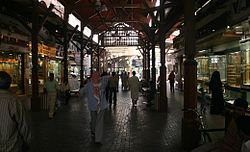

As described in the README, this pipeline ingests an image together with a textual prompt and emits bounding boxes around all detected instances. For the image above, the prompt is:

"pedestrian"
[44,73,59,119]
[123,72,129,90]
[0,71,31,152]
[108,72,118,107]
[168,71,175,93]
[209,71,225,115]
[128,71,140,107]
[101,71,109,101]
[121,72,124,90]
[79,71,108,145]
[115,71,119,92]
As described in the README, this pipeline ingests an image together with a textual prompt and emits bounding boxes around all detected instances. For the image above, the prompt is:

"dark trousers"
[170,81,175,93]
[105,87,109,101]
[109,87,117,106]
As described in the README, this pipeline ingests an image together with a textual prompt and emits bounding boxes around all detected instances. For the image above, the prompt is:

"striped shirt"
[0,89,31,152]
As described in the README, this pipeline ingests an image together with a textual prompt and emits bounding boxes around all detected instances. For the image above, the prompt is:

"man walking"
[168,71,175,93]
[108,72,118,107]
[128,71,140,107]
[44,73,59,119]
[79,71,108,145]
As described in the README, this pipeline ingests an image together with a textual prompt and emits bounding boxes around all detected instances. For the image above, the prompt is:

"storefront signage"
[28,42,57,57]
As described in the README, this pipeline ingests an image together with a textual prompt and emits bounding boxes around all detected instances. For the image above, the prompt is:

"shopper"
[0,71,31,152]
[123,72,129,90]
[108,72,118,107]
[44,73,59,119]
[209,71,225,114]
[168,71,175,93]
[101,71,110,101]
[79,71,108,145]
[128,71,140,107]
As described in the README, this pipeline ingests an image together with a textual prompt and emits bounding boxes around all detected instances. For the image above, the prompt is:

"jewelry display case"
[227,51,241,87]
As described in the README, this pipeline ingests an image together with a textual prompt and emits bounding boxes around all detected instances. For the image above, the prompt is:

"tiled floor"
[28,87,224,152]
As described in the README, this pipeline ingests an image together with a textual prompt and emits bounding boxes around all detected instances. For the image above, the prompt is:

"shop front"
[196,55,226,92]
[224,20,250,105]
[48,58,62,82]
[0,34,29,94]
[0,51,23,93]
[26,43,62,95]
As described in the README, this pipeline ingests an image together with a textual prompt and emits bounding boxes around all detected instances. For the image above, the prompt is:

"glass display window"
[28,56,45,85]
[209,55,226,82]
[0,52,21,87]
[48,59,62,82]
[227,51,241,87]
[242,47,250,86]
[196,56,209,81]
[69,65,80,80]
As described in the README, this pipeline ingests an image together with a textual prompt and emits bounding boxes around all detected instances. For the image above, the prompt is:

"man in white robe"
[128,71,140,107]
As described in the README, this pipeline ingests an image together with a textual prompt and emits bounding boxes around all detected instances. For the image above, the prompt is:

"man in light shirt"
[0,71,31,152]
[44,73,59,119]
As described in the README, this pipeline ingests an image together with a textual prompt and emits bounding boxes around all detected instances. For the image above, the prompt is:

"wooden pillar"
[20,54,25,94]
[90,41,93,74]
[158,0,167,112]
[181,0,199,150]
[143,50,146,79]
[80,24,84,87]
[177,56,183,90]
[63,9,69,82]
[151,41,156,92]
[31,1,40,111]
[146,42,150,82]
[97,48,100,71]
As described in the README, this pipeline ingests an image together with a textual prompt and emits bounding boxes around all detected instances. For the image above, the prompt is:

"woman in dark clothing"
[209,71,225,114]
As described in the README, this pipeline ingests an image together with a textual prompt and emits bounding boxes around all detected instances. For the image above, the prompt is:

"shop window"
[209,55,226,82]
[242,48,250,86]
[48,60,61,82]
[227,52,241,87]
[196,57,209,81]
[0,53,21,89]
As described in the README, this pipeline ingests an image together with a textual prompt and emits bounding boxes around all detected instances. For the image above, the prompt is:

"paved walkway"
[29,87,224,152]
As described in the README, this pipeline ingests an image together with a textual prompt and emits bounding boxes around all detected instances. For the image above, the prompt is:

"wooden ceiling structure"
[0,0,213,48]
[58,0,184,41]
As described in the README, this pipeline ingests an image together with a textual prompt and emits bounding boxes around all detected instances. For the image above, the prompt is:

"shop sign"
[31,43,56,57]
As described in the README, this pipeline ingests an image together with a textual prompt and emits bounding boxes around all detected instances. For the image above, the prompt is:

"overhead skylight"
[83,26,91,37]
[69,14,81,31]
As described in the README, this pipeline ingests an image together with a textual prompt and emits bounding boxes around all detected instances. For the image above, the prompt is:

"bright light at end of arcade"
[172,30,180,36]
